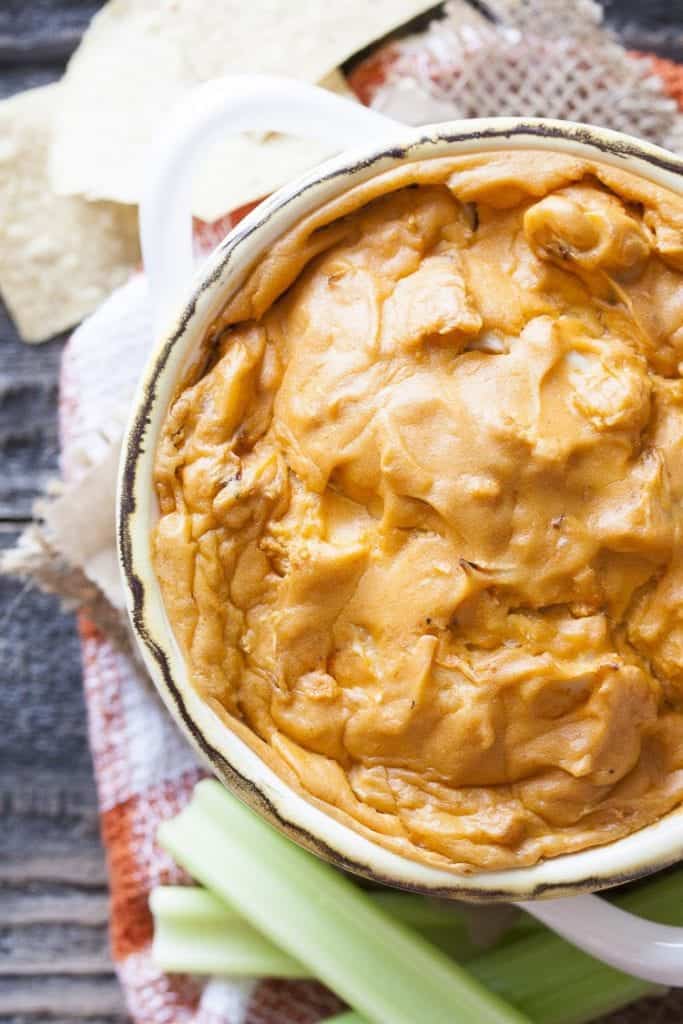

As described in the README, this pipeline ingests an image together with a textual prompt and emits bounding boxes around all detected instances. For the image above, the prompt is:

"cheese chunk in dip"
[154,152,683,872]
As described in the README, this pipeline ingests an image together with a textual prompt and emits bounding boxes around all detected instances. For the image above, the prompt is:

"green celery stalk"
[150,879,664,1023]
[465,871,683,1024]
[150,887,307,977]
[158,779,531,1024]
[156,791,683,1024]
[369,889,475,931]
[469,929,659,1024]
[369,890,532,958]
[151,884,504,969]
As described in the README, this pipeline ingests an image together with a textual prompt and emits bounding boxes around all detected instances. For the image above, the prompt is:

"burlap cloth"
[5,2,683,1021]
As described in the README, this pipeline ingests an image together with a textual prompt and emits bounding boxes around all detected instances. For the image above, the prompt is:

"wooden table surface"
[1,2,683,1022]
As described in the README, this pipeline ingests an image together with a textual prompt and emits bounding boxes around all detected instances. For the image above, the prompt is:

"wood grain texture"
[0,977,127,1018]
[602,0,683,62]
[3,891,110,927]
[1,3,682,1024]
[0,318,63,521]
[2,925,112,977]
[0,321,120,1024]
[0,515,117,1018]
[0,0,101,63]
[0,14,132,1020]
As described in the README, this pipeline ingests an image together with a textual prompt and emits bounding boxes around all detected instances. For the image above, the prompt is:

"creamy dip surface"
[154,151,683,872]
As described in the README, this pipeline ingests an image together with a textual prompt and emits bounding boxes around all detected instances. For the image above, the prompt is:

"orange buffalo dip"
[154,151,683,872]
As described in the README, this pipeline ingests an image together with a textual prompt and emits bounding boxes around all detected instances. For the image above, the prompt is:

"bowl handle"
[139,74,402,334]
[521,891,683,985]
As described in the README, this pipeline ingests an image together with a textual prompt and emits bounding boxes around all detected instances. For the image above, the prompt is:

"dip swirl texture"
[154,152,683,872]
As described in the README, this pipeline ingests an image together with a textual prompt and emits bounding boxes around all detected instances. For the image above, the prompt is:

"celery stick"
[152,886,242,924]
[150,887,308,978]
[465,870,683,1024]
[150,881,662,1023]
[158,779,531,1024]
[151,896,659,1024]
[156,797,683,1024]
[151,885,476,978]
[151,885,493,967]
[154,884,478,934]
[368,890,474,931]
[369,891,535,957]
[469,930,660,1024]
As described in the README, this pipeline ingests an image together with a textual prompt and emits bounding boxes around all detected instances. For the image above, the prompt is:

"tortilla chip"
[192,71,356,220]
[0,85,139,343]
[48,0,437,216]
[192,133,338,223]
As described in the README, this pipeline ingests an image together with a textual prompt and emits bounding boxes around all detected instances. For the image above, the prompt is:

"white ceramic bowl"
[118,76,683,984]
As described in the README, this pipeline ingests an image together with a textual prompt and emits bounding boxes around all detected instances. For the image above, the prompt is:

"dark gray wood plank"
[0,976,127,1018]
[0,526,116,1012]
[0,7,120,1009]
[603,0,683,62]
[0,315,63,521]
[0,1,102,64]
[1,923,112,976]
[0,532,96,778]
[3,891,110,927]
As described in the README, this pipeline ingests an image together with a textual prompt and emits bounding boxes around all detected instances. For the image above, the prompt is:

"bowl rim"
[118,116,683,901]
